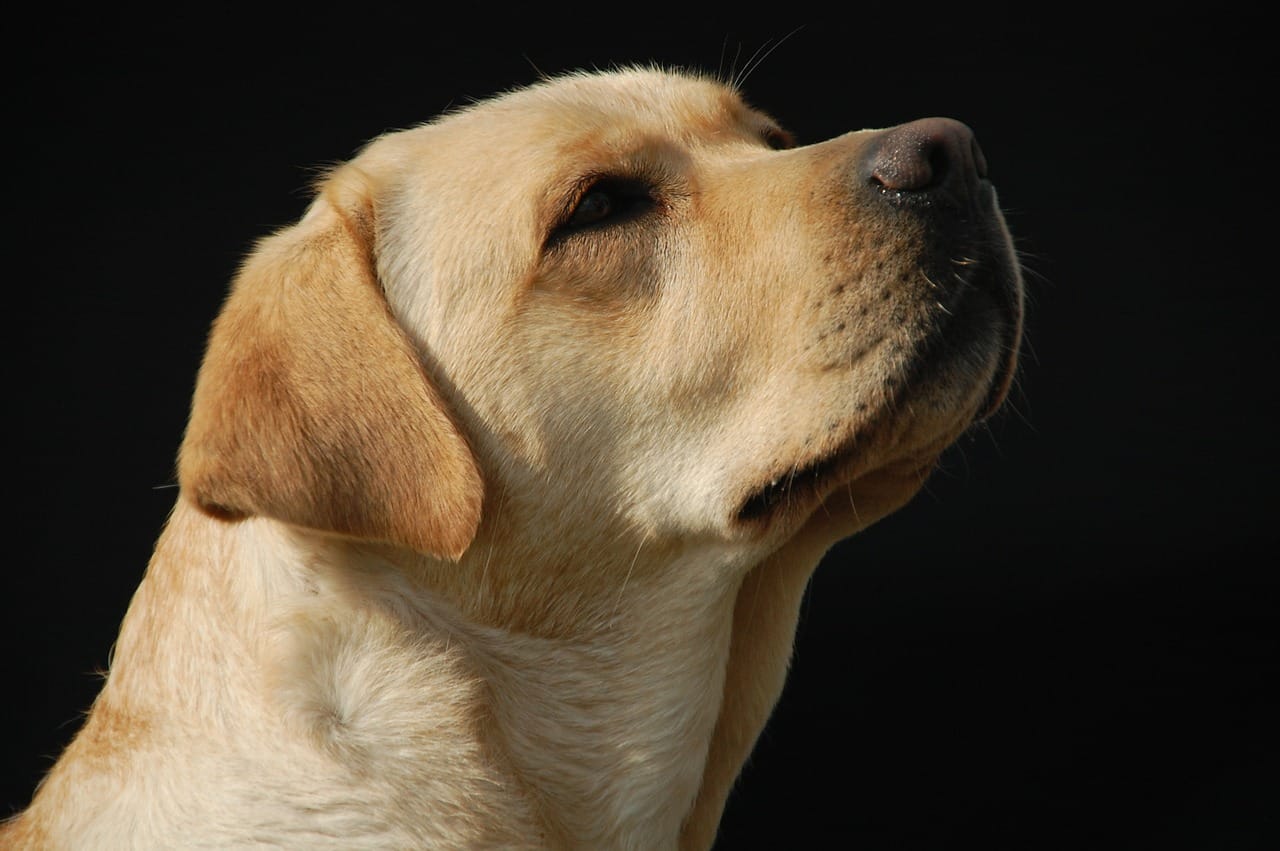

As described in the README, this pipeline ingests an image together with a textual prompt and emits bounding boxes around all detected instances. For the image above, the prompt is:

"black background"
[6,12,1276,850]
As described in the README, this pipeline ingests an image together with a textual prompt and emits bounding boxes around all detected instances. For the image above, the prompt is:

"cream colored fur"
[5,67,1023,849]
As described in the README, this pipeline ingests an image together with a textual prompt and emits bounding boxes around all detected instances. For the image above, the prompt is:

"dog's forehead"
[443,67,775,146]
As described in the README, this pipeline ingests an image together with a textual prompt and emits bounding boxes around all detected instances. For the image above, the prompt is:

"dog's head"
[179,67,1022,569]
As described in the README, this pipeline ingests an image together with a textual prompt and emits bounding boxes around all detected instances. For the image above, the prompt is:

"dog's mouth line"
[735,446,854,524]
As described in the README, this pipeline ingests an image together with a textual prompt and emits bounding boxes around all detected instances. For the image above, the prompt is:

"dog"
[5,66,1023,849]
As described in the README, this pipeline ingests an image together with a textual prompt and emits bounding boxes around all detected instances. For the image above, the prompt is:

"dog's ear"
[177,169,483,560]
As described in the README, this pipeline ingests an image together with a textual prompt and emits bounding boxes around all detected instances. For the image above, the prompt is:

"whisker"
[733,26,804,90]
[612,533,650,622]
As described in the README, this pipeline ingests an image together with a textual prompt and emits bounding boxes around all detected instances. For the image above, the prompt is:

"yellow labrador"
[5,67,1023,849]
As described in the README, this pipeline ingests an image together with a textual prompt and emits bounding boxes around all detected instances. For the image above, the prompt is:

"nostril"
[868,142,938,192]
[865,117,981,196]
[927,143,950,189]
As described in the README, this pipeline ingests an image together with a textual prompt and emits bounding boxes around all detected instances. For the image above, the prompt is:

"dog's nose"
[864,117,987,199]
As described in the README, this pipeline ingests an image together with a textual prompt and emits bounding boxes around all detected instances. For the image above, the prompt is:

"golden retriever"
[4,66,1023,849]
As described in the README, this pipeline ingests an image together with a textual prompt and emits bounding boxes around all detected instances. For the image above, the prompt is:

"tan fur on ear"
[178,173,483,560]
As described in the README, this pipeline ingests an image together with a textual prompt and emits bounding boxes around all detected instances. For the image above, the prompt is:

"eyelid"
[561,173,609,219]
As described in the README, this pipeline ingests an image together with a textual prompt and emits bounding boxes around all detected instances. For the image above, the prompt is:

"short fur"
[5,67,1023,849]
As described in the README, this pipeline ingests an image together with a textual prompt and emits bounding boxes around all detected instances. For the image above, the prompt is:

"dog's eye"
[562,177,655,232]
[569,189,615,227]
[762,127,795,151]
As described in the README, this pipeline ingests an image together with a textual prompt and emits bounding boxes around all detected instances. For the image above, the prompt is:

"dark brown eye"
[561,177,655,232]
[567,187,615,228]
[763,127,795,150]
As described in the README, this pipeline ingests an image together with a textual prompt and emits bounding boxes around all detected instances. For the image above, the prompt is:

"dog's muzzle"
[734,117,1024,529]
[861,116,1024,418]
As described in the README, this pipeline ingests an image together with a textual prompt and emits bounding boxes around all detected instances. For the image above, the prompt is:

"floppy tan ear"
[177,172,483,560]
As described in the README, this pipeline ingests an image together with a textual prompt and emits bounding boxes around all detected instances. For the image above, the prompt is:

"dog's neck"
[456,569,741,847]
[84,499,748,848]
[401,522,749,847]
